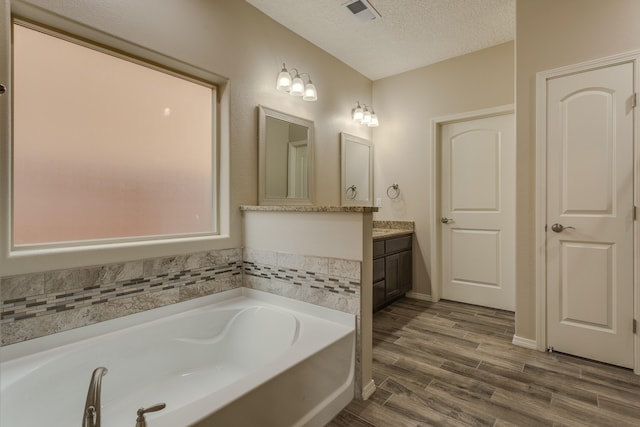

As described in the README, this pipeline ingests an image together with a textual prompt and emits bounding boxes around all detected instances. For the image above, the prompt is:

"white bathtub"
[0,288,355,427]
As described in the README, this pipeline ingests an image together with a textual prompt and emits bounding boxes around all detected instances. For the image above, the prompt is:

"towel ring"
[386,184,400,199]
[346,185,358,200]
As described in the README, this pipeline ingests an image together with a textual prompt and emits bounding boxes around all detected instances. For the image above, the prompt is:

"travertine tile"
[240,205,377,213]
[141,248,238,277]
[143,253,201,276]
[329,258,361,281]
[1,273,45,300]
[178,275,241,301]
[91,288,181,324]
[245,275,359,315]
[1,249,242,345]
[1,306,93,345]
[44,261,143,294]
[243,247,277,265]
[201,248,242,267]
[276,252,330,274]
[44,268,100,294]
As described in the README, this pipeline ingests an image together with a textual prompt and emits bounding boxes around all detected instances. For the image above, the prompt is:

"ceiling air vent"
[343,0,381,22]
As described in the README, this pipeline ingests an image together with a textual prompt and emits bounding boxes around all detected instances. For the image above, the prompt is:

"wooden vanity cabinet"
[373,234,412,312]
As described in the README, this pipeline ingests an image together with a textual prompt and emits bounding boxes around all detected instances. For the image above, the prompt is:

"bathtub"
[0,288,355,427]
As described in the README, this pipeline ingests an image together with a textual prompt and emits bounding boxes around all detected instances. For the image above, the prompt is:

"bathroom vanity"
[372,227,413,312]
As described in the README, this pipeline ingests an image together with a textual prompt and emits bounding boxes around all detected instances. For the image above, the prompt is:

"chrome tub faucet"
[82,367,108,427]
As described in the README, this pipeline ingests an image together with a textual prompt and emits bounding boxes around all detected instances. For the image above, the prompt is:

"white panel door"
[546,62,634,368]
[441,114,515,311]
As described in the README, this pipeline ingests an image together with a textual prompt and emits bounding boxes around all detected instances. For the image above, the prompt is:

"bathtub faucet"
[82,367,108,427]
[135,403,167,427]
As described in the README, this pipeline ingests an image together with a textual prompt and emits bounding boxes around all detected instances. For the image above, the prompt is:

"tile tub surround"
[243,247,365,397]
[240,205,378,213]
[0,248,242,346]
[242,248,361,315]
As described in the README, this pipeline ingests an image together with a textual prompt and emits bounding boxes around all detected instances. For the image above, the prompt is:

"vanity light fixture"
[352,102,364,122]
[276,63,317,101]
[352,101,379,127]
[368,109,379,127]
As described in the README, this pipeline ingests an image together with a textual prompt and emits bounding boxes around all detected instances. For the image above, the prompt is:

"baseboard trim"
[512,335,537,350]
[361,379,377,400]
[405,291,432,302]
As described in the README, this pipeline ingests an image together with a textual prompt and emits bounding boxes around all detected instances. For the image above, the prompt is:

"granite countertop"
[372,220,415,240]
[373,228,414,239]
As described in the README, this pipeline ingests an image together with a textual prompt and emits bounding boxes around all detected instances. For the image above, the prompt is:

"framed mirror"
[341,132,373,206]
[258,106,314,205]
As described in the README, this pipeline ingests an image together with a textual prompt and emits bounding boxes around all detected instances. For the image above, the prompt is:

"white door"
[287,140,307,199]
[546,62,635,368]
[440,113,515,311]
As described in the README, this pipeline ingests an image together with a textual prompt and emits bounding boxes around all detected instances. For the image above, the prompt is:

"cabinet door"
[373,258,385,283]
[373,240,385,257]
[398,250,412,293]
[373,280,386,311]
[385,254,401,298]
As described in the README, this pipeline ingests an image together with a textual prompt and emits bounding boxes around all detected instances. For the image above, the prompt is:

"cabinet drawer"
[385,235,412,253]
[373,258,385,282]
[373,240,385,257]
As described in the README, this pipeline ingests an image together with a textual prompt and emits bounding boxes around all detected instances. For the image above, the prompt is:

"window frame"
[0,5,231,276]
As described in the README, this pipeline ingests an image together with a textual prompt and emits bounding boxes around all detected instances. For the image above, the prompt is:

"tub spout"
[82,367,108,427]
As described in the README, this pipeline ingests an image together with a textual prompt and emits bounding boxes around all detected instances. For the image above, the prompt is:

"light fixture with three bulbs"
[276,63,317,101]
[352,101,379,127]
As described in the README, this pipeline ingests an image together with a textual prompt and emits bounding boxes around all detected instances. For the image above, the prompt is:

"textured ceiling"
[246,0,515,81]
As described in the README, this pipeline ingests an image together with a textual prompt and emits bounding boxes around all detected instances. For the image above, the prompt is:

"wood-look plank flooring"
[327,298,640,427]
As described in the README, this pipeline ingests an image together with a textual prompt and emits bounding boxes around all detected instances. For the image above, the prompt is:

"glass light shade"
[368,113,379,127]
[353,105,364,121]
[290,76,304,96]
[276,69,291,92]
[362,109,372,124]
[303,82,317,101]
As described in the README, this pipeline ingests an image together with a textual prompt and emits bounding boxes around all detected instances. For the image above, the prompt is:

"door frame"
[429,104,515,303]
[535,51,640,374]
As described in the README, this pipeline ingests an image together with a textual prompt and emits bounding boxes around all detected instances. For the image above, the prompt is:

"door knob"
[441,217,452,224]
[550,223,575,233]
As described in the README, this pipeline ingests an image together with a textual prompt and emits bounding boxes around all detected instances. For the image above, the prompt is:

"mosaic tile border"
[243,261,360,296]
[1,262,242,324]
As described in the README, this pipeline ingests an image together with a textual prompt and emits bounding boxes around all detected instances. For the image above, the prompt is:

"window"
[12,22,217,247]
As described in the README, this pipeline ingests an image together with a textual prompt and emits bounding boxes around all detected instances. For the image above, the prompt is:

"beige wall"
[1,0,372,274]
[515,0,640,340]
[371,42,515,296]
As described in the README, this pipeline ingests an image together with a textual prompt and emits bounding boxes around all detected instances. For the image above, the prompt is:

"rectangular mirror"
[258,106,314,205]
[341,132,373,206]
